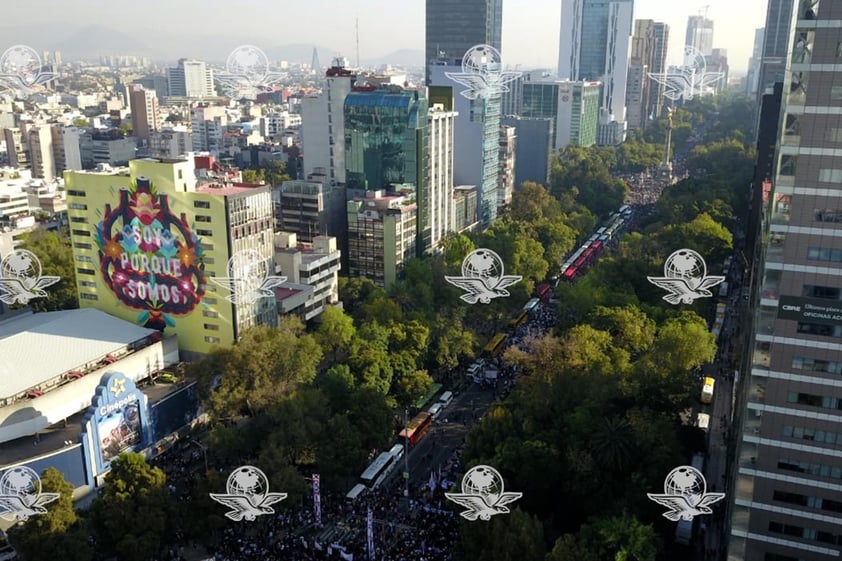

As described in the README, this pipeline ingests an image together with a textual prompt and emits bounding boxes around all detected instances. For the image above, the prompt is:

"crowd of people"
[138,300,560,561]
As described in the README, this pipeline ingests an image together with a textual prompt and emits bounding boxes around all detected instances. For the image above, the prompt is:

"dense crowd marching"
[139,301,559,561]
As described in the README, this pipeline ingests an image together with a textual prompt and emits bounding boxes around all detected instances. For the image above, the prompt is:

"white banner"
[367,507,374,561]
[313,473,322,527]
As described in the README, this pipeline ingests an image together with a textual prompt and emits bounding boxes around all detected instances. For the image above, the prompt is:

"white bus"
[428,402,444,420]
[439,391,453,407]
[389,443,405,462]
[346,483,367,502]
[360,451,397,489]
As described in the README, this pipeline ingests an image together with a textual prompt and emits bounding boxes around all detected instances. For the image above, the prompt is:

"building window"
[797,322,842,338]
[178,169,183,179]
[807,246,842,262]
[75,255,93,263]
[69,203,88,210]
[832,87,842,101]
[76,268,95,276]
[80,280,97,288]
[196,229,213,237]
[196,215,212,222]
[73,242,92,250]
[70,216,87,224]
[803,285,841,300]
[204,336,221,344]
[71,229,90,237]
[80,293,98,301]
[819,168,842,183]
[194,201,210,209]
[203,323,219,331]
[815,208,842,222]
[792,355,842,374]
[67,190,86,197]
[203,310,219,318]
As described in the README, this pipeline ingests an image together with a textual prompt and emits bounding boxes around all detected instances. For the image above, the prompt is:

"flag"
[367,507,375,561]
[312,473,322,527]
[427,470,436,492]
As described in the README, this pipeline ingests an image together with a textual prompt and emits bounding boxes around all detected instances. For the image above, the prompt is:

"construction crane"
[699,4,710,18]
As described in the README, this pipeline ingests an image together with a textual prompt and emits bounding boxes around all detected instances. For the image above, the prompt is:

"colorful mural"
[94,176,207,331]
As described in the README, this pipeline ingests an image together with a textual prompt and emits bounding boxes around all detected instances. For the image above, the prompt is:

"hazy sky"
[6,0,768,73]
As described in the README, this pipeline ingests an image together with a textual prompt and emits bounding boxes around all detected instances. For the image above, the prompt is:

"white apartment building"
[273,233,341,321]
[190,106,228,156]
[301,61,357,183]
[428,104,457,250]
[51,126,84,172]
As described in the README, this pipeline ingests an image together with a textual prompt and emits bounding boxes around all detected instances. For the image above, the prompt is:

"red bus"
[535,282,551,302]
[399,412,433,446]
[563,265,578,279]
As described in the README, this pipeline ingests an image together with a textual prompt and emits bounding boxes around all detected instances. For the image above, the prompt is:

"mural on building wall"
[95,176,207,330]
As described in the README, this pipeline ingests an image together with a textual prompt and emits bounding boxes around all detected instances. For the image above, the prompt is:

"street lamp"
[188,438,209,475]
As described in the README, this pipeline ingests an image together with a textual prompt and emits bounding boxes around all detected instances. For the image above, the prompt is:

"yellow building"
[65,157,276,359]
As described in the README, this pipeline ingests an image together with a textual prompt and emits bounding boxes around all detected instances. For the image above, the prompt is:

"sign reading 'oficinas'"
[95,176,207,331]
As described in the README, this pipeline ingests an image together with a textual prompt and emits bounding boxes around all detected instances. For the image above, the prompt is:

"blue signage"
[81,372,151,477]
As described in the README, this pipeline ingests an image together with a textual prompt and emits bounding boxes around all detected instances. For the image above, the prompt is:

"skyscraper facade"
[626,19,657,131]
[557,0,633,145]
[649,22,670,121]
[685,15,714,56]
[344,88,431,252]
[521,80,599,150]
[746,27,766,95]
[425,0,503,85]
[430,61,501,230]
[756,0,796,109]
[728,4,842,560]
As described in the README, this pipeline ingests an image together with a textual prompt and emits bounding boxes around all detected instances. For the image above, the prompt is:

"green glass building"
[344,89,431,253]
[522,80,599,149]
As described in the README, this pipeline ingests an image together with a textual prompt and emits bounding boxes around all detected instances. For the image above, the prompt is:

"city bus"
[360,451,398,489]
[508,310,528,331]
[483,333,508,358]
[414,382,443,411]
[346,483,367,502]
[535,282,552,302]
[399,411,433,447]
[523,298,540,314]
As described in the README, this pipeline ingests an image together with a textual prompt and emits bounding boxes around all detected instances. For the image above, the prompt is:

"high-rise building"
[746,28,766,95]
[301,60,357,183]
[501,74,523,117]
[129,85,161,143]
[65,157,276,359]
[167,59,215,98]
[728,5,842,560]
[756,0,796,118]
[500,116,553,187]
[685,15,714,56]
[430,60,501,230]
[648,22,670,121]
[425,0,503,85]
[28,126,55,182]
[521,80,600,150]
[557,0,633,145]
[148,127,192,159]
[346,191,417,288]
[708,48,729,94]
[344,87,430,252]
[498,125,516,207]
[428,103,457,251]
[626,19,657,131]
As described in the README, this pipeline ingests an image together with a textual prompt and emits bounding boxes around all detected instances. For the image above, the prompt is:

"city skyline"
[4,0,767,73]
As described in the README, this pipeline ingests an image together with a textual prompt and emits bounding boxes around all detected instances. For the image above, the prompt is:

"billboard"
[81,373,151,477]
[94,176,207,331]
[777,295,842,327]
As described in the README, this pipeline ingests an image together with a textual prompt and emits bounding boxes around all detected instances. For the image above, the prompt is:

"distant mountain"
[362,49,424,68]
[0,23,419,68]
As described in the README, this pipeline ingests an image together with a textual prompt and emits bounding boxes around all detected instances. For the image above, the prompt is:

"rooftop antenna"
[356,17,360,68]
[700,4,710,17]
